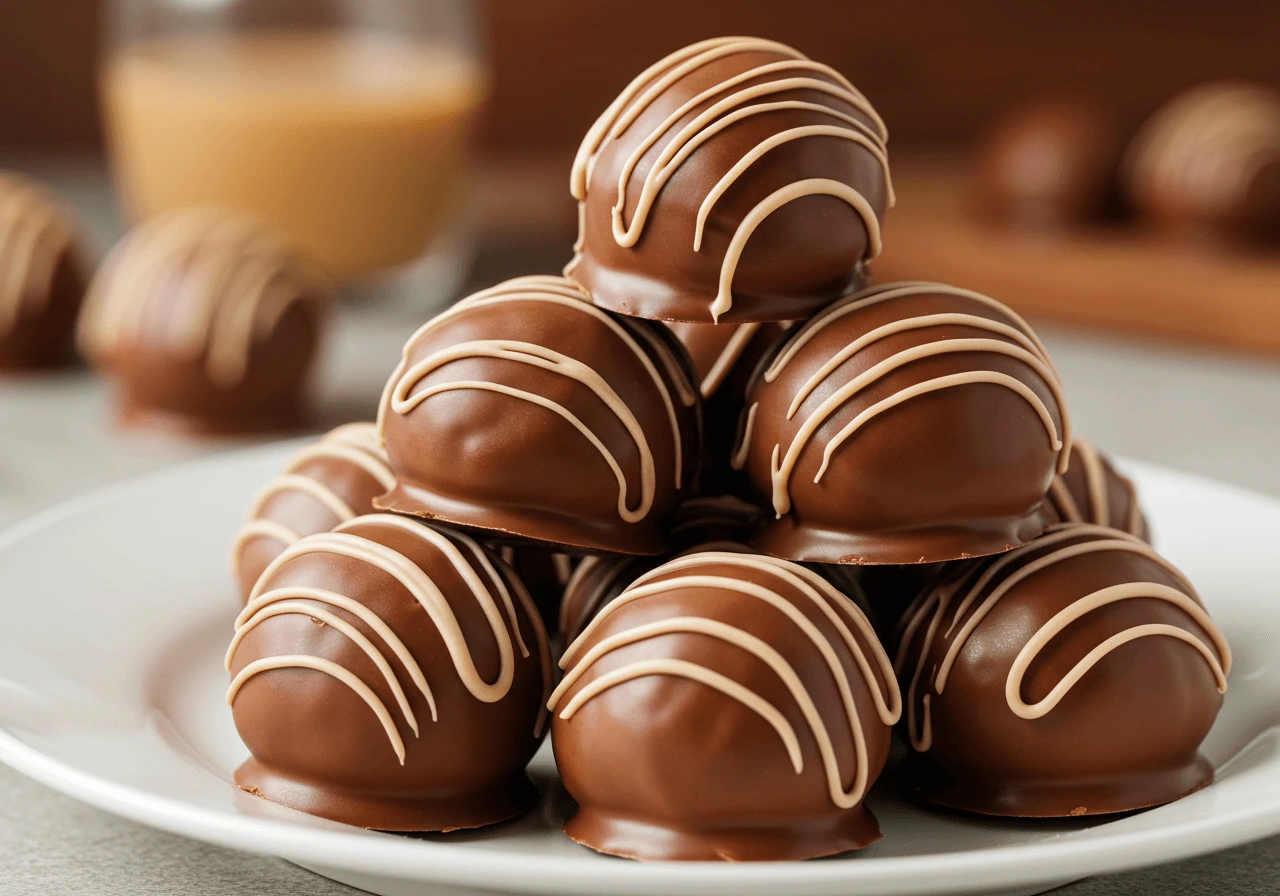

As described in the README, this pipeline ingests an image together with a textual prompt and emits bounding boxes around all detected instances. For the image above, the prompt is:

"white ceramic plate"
[0,442,1278,896]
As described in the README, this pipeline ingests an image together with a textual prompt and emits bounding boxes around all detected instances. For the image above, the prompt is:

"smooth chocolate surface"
[894,522,1229,817]
[228,513,552,831]
[77,207,329,435]
[550,549,900,861]
[375,275,700,555]
[741,281,1069,564]
[972,97,1122,228]
[565,37,891,323]
[231,423,396,601]
[1049,437,1150,540]
[0,171,91,370]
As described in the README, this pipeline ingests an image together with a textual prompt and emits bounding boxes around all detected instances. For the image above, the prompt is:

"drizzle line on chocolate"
[0,174,78,337]
[569,37,892,322]
[893,523,1231,751]
[379,277,691,520]
[762,281,1071,516]
[550,551,899,808]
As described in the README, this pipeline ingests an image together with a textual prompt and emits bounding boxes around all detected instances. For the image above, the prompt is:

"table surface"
[1,160,1279,895]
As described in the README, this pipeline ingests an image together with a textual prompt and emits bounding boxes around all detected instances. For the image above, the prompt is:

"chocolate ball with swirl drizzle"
[77,208,330,434]
[1050,437,1149,540]
[565,36,892,323]
[227,513,552,831]
[739,280,1071,565]
[894,522,1229,816]
[549,549,900,861]
[376,275,700,555]
[231,423,396,602]
[0,171,93,370]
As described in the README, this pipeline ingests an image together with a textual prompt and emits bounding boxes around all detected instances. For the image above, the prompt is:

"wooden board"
[875,158,1280,354]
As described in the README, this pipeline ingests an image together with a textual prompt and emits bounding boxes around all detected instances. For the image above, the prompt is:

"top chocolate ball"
[565,36,892,323]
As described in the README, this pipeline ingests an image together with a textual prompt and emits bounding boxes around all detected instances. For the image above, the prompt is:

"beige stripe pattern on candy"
[893,522,1230,753]
[226,514,553,763]
[567,36,893,322]
[550,550,900,808]
[0,173,83,337]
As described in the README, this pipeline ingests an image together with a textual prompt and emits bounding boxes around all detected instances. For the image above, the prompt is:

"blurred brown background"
[4,0,1279,155]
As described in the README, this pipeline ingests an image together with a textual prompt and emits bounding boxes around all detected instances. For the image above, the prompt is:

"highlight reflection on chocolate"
[566,36,892,323]
[895,523,1229,817]
[550,549,900,861]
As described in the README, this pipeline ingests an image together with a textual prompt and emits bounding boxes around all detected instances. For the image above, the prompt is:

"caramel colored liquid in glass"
[104,32,486,280]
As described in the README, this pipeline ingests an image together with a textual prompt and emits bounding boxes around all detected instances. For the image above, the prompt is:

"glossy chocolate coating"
[77,208,329,435]
[1049,437,1149,541]
[666,318,791,495]
[565,37,891,323]
[558,495,766,643]
[0,172,92,370]
[1125,82,1280,244]
[550,549,900,860]
[375,276,700,555]
[231,423,396,601]
[742,281,1069,564]
[895,523,1229,817]
[229,514,551,831]
[973,98,1121,228]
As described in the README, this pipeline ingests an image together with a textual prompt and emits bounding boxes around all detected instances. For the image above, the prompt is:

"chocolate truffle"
[227,513,552,830]
[77,207,330,434]
[972,98,1122,228]
[740,281,1071,564]
[1125,82,1280,243]
[895,522,1230,817]
[549,549,901,860]
[231,423,396,601]
[0,172,92,370]
[1049,437,1149,540]
[667,318,790,494]
[376,275,700,555]
[495,544,577,633]
[558,494,766,643]
[565,36,892,323]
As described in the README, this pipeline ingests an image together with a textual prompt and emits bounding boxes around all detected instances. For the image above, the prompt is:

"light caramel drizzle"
[894,523,1231,752]
[1049,438,1146,536]
[78,208,325,388]
[227,514,551,761]
[570,37,891,322]
[761,281,1070,516]
[0,174,80,337]
[551,551,899,808]
[696,322,762,398]
[379,277,690,514]
[730,401,758,471]
[230,424,396,576]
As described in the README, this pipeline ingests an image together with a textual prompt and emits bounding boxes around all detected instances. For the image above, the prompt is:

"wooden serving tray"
[874,158,1280,355]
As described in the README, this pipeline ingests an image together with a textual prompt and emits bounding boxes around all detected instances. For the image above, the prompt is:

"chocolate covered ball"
[558,494,766,643]
[376,275,700,555]
[78,207,330,434]
[550,548,900,861]
[565,36,892,323]
[228,513,552,831]
[972,98,1121,228]
[231,423,396,601]
[740,281,1071,564]
[1049,437,1149,540]
[0,172,92,370]
[1125,82,1280,243]
[895,522,1230,817]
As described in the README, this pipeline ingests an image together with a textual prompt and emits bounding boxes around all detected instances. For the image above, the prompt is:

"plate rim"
[1,446,1279,895]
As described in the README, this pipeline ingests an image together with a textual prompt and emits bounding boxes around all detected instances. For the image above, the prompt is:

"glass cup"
[101,0,488,314]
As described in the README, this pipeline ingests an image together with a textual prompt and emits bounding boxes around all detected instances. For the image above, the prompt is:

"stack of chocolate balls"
[226,36,1231,862]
